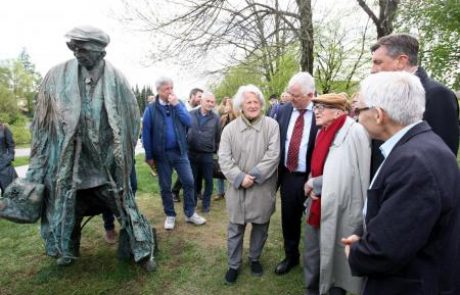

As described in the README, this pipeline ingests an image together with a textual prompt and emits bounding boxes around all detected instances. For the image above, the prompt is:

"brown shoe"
[104,229,117,244]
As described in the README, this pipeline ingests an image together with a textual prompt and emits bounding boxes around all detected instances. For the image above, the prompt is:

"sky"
[0,0,204,99]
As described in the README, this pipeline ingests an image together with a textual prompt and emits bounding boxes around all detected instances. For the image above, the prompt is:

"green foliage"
[211,62,265,100]
[13,156,29,167]
[133,85,154,113]
[398,0,460,88]
[0,48,42,121]
[10,123,31,145]
[0,83,20,124]
[211,50,299,103]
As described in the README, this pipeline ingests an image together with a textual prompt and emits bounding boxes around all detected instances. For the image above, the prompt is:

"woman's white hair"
[287,72,315,95]
[232,84,265,110]
[360,71,425,126]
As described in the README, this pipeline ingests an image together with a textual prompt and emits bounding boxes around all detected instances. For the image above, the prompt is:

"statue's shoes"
[56,257,74,266]
[140,256,157,272]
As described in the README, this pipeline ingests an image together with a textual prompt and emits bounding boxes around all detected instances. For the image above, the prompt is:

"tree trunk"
[356,0,400,38]
[296,0,314,73]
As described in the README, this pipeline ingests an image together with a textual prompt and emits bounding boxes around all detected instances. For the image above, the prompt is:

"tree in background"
[133,84,154,113]
[398,0,460,89]
[211,49,298,102]
[355,0,400,38]
[120,0,312,77]
[314,8,372,94]
[0,49,41,144]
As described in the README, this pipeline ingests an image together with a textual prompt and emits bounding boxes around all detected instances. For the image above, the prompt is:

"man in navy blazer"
[343,71,460,295]
[368,33,459,177]
[274,72,317,277]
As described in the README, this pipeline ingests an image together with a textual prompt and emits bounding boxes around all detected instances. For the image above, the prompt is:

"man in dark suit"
[343,71,460,295]
[369,33,459,176]
[274,72,317,276]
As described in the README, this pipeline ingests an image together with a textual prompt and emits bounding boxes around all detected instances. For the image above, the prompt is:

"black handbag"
[212,158,226,179]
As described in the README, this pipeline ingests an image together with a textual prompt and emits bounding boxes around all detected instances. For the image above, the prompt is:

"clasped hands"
[303,178,319,200]
[241,174,255,189]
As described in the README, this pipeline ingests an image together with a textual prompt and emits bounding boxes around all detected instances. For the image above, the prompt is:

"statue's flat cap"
[65,25,110,47]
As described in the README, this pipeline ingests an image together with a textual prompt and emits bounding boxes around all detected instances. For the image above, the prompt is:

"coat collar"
[415,66,428,84]
[236,115,264,132]
[331,117,355,147]
[391,121,431,150]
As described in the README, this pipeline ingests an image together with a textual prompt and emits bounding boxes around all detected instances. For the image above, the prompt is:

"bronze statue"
[0,25,155,271]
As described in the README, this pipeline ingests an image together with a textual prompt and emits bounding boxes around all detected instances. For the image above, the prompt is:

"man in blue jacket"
[142,77,206,230]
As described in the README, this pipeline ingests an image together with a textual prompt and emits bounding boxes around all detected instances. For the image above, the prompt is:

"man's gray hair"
[360,71,425,126]
[155,77,173,91]
[233,84,265,110]
[371,33,419,66]
[201,91,215,100]
[287,72,315,95]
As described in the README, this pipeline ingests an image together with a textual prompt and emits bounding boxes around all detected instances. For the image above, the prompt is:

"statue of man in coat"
[1,25,155,271]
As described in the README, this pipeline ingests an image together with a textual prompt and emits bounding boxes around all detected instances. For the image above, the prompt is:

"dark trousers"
[189,152,213,210]
[279,168,307,260]
[102,163,137,231]
[74,186,120,255]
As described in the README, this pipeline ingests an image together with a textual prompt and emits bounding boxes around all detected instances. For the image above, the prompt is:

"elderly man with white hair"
[142,77,207,230]
[342,71,460,295]
[274,72,318,277]
[218,84,280,284]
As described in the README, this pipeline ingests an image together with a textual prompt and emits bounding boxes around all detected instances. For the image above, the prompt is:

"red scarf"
[307,114,347,228]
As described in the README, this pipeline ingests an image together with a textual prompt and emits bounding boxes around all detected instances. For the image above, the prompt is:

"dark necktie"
[287,109,307,172]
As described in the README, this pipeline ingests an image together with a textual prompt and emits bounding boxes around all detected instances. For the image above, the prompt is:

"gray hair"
[287,72,315,95]
[201,91,215,100]
[233,84,265,110]
[371,33,419,66]
[155,76,174,91]
[360,71,425,126]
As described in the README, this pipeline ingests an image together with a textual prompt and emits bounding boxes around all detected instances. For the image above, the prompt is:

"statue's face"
[67,40,104,70]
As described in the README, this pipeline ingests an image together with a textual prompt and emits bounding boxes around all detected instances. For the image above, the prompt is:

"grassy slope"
[0,155,304,295]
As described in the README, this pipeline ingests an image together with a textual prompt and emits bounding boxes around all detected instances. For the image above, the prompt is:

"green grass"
[0,155,305,295]
[13,156,30,167]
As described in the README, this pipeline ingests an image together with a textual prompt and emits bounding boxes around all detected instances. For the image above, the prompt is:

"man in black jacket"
[369,33,459,176]
[343,71,460,295]
[188,91,221,213]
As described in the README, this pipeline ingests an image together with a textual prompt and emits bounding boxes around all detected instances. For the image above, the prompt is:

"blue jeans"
[189,152,213,211]
[216,178,225,195]
[155,149,195,218]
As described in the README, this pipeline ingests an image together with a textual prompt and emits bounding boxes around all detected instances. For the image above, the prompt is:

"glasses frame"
[312,103,337,113]
[354,106,372,116]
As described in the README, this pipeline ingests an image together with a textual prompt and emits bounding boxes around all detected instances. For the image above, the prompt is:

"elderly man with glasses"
[343,71,460,295]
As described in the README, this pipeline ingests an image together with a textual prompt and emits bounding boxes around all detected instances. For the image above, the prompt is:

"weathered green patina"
[0,26,155,270]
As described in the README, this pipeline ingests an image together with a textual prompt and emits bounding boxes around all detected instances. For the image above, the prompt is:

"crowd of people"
[1,26,460,295]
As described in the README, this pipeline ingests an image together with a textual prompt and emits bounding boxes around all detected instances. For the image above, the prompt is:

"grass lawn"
[13,156,30,167]
[0,155,305,295]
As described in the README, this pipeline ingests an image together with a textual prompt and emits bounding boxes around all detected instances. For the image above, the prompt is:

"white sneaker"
[164,216,176,230]
[185,212,207,225]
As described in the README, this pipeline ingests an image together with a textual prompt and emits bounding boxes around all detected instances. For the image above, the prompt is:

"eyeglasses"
[354,106,372,116]
[312,104,336,113]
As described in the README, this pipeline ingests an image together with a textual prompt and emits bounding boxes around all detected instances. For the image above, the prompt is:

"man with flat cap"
[18,25,155,270]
